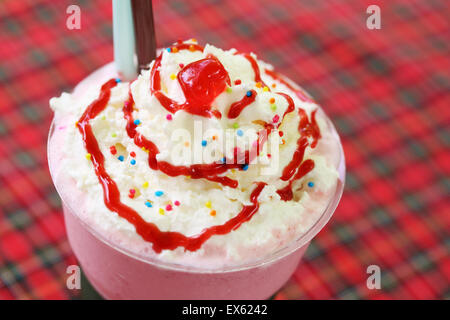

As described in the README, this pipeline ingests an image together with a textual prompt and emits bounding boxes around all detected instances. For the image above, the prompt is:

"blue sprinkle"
[308,181,314,188]
[115,78,121,83]
[130,159,136,165]
[237,129,243,137]
[145,201,152,208]
[222,157,227,163]
[201,140,207,147]
[155,190,164,197]
[118,155,124,162]
[134,119,141,125]
[246,90,252,97]
[242,164,249,171]
[166,48,171,52]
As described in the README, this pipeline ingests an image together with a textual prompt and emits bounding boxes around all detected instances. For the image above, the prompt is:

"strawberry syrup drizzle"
[276,109,320,200]
[76,42,322,251]
[227,89,257,119]
[77,78,269,252]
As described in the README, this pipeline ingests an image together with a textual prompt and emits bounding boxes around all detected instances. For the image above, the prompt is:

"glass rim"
[47,64,346,274]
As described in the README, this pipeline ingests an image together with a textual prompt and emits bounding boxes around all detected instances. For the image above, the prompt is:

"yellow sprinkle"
[159,208,165,215]
[112,133,117,138]
[263,86,269,92]
[170,74,176,80]
[142,181,149,189]
[101,115,106,120]
[85,153,91,160]
[210,210,216,217]
[226,87,232,93]
[205,201,212,208]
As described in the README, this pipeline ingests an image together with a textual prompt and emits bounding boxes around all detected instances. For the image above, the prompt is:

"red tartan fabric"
[0,0,449,299]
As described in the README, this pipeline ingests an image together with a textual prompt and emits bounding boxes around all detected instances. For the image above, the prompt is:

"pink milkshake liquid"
[48,55,345,299]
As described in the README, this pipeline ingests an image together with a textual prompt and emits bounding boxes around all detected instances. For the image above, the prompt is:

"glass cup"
[48,63,345,299]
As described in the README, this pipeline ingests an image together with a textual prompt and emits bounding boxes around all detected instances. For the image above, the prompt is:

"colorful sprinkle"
[110,146,117,155]
[255,82,262,88]
[170,74,176,80]
[201,140,207,147]
[271,83,277,88]
[237,129,243,137]
[269,98,275,104]
[184,141,190,147]
[130,159,136,165]
[205,201,212,208]
[271,104,277,111]
[155,190,164,197]
[174,200,180,206]
[273,115,280,123]
[128,189,135,199]
[263,86,269,92]
[233,122,239,129]
[171,47,178,53]
[159,208,165,215]
[226,87,232,93]
[222,157,227,163]
[118,155,124,161]
[279,131,284,137]
[234,79,241,85]
[166,114,173,121]
[308,181,314,188]
[212,135,217,140]
[130,151,136,157]
[189,44,195,51]
[179,63,184,68]
[246,90,253,97]
[210,210,216,217]
[134,119,141,125]
[112,133,117,138]
[85,153,91,160]
[142,181,149,188]
[115,78,121,83]
[242,164,249,171]
[166,204,173,211]
[166,48,171,52]
[145,201,152,208]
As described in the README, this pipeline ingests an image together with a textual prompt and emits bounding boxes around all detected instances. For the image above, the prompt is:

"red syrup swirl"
[241,53,269,89]
[276,110,321,201]
[227,89,257,119]
[75,42,323,251]
[76,78,269,252]
[265,69,314,103]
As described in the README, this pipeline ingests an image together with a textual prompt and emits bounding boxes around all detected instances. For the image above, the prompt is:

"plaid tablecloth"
[0,0,448,300]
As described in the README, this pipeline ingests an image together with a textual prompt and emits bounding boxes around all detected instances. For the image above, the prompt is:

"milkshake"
[48,40,345,299]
